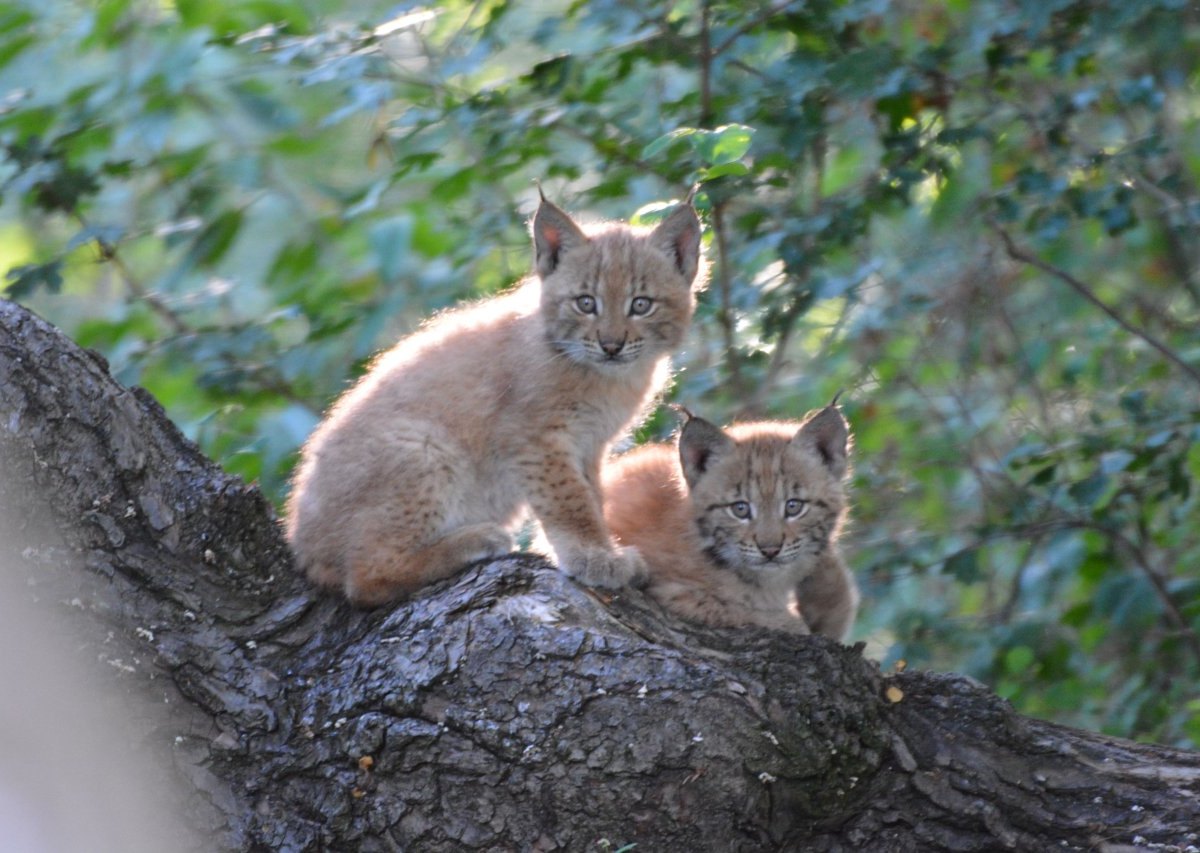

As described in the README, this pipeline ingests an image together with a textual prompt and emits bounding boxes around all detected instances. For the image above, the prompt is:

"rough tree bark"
[2,296,1199,852]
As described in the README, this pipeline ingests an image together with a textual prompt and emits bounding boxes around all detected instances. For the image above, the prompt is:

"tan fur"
[603,406,859,640]
[285,198,706,606]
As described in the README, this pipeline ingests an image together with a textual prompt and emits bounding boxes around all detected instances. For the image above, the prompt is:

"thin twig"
[76,213,191,335]
[735,291,803,417]
[1127,171,1200,307]
[1049,518,1200,666]
[697,1,744,398]
[710,200,745,398]
[699,0,714,127]
[550,122,662,176]
[711,1,801,58]
[991,222,1200,387]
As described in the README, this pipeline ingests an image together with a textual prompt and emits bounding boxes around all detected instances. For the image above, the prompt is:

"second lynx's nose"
[600,337,626,357]
[757,542,782,560]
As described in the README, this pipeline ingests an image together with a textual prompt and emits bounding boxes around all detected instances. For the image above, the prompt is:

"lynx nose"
[757,541,782,561]
[599,336,626,357]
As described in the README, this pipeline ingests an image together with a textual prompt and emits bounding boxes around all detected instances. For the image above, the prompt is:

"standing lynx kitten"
[603,405,859,639]
[285,196,704,606]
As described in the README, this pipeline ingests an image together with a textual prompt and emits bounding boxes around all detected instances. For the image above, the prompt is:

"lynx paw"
[559,544,647,589]
[455,523,516,565]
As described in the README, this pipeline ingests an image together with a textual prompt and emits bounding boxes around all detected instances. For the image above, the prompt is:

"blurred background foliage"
[2,0,1199,746]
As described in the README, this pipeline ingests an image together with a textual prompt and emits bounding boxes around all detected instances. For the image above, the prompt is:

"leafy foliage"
[2,0,1198,746]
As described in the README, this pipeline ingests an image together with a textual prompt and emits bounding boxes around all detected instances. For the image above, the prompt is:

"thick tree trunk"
[2,296,1199,852]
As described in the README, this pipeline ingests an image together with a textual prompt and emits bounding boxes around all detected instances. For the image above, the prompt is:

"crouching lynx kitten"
[285,196,705,606]
[603,405,859,640]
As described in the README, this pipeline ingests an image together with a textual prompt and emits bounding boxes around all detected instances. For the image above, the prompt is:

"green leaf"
[943,548,981,583]
[267,240,319,287]
[1030,464,1057,486]
[1004,645,1036,675]
[0,30,33,70]
[430,168,475,203]
[698,162,749,180]
[699,124,755,165]
[1187,441,1200,483]
[67,224,125,253]
[643,124,754,167]
[369,215,414,283]
[5,261,63,298]
[185,210,244,269]
[1069,473,1113,510]
[33,164,101,213]
[642,128,697,160]
[175,0,311,35]
[1099,450,1135,474]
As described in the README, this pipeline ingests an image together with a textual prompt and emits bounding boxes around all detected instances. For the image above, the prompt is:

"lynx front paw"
[559,544,647,589]
[455,523,516,565]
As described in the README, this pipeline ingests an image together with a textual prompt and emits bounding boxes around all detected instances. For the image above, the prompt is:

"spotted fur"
[286,196,706,606]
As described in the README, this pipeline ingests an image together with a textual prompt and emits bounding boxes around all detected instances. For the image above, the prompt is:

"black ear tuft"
[794,405,849,479]
[669,403,695,423]
[678,413,734,489]
[532,197,588,279]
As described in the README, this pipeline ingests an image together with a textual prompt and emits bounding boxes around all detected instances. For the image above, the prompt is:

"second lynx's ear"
[678,414,735,488]
[533,197,589,279]
[650,202,702,285]
[794,405,849,479]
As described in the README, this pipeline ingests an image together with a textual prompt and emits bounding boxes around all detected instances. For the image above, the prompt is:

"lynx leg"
[520,441,646,589]
[796,554,860,641]
[345,523,514,607]
[650,573,810,634]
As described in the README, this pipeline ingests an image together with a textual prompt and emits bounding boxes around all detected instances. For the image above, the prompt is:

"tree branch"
[991,222,1200,387]
[4,297,1200,851]
[709,199,747,399]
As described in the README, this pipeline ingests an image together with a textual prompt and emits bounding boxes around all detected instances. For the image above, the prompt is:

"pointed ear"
[532,197,589,279]
[649,201,702,285]
[678,412,735,489]
[794,405,850,479]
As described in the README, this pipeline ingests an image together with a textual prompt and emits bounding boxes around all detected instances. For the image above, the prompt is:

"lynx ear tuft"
[678,413,734,489]
[795,405,849,479]
[650,201,702,285]
[669,403,695,423]
[532,197,589,279]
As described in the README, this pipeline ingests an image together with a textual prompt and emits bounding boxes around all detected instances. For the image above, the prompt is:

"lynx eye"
[785,498,809,519]
[629,296,653,316]
[574,294,597,314]
[728,501,752,520]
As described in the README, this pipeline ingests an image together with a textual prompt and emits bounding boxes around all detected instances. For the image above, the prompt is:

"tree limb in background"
[991,222,1200,387]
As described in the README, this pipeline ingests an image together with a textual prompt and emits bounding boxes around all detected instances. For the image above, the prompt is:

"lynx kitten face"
[535,200,699,372]
[603,405,859,639]
[681,414,847,579]
[285,195,705,607]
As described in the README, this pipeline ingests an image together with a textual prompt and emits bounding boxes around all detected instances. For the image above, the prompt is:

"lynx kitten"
[285,196,705,606]
[603,405,859,639]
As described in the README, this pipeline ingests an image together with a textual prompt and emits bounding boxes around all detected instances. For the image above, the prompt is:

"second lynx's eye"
[785,498,809,518]
[575,294,597,314]
[629,296,653,316]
